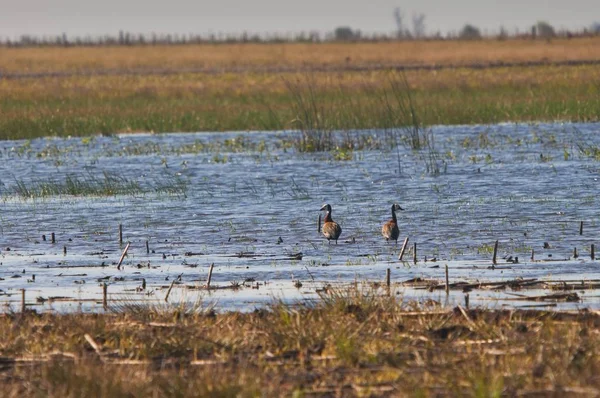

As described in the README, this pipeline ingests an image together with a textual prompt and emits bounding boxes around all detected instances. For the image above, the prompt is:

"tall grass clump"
[285,72,429,154]
[9,171,187,198]
[373,72,444,174]
[376,72,427,150]
[285,75,336,152]
[377,73,444,175]
[285,71,444,174]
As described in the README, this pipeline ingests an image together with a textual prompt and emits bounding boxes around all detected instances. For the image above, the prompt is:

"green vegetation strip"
[1,66,599,140]
[5,172,187,198]
[1,290,599,396]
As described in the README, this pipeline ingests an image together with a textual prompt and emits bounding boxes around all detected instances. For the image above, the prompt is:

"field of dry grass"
[2,37,600,75]
[2,290,600,397]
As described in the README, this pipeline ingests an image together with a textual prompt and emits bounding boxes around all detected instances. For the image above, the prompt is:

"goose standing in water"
[382,203,404,243]
[320,204,342,244]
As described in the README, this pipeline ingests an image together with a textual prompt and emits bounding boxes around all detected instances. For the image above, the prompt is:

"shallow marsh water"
[1,122,600,312]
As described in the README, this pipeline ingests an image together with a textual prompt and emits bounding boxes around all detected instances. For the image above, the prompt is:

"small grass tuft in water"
[8,171,187,198]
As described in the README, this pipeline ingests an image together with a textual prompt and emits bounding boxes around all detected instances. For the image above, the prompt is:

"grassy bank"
[2,290,600,396]
[1,65,599,140]
[1,39,600,140]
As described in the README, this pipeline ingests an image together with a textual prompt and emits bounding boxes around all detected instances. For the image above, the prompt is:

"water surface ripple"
[1,122,600,312]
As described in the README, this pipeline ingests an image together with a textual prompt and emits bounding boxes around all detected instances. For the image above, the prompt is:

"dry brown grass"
[2,37,600,74]
[2,64,598,100]
[2,290,600,396]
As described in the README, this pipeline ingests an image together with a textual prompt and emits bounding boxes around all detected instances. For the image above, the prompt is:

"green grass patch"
[4,171,187,198]
[1,66,599,141]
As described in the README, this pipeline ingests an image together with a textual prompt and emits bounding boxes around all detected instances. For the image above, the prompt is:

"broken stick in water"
[102,283,108,310]
[165,280,176,302]
[206,263,215,288]
[117,242,131,270]
[413,242,417,264]
[398,237,409,261]
[386,268,391,288]
[317,214,321,233]
[445,264,449,295]
[492,240,499,265]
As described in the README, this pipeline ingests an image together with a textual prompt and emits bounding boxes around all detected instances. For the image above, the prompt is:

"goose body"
[382,203,403,243]
[320,204,342,244]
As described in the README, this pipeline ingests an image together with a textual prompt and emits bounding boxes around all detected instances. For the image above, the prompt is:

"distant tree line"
[2,20,600,48]
[454,20,599,41]
[2,30,393,47]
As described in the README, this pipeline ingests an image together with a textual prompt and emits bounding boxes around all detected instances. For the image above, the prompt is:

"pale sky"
[0,0,598,39]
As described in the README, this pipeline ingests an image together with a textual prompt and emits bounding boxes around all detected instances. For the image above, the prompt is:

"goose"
[320,204,342,244]
[382,203,404,243]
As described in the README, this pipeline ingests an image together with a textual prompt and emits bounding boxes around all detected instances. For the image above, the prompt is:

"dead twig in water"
[386,268,391,288]
[505,292,581,302]
[413,242,417,264]
[164,280,176,302]
[492,240,499,266]
[398,237,409,261]
[304,266,315,282]
[206,263,215,288]
[117,242,131,270]
[21,289,26,313]
[445,265,449,295]
[102,283,108,310]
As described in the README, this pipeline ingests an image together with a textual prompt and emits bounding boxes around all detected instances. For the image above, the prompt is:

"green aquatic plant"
[331,147,353,161]
[8,171,187,198]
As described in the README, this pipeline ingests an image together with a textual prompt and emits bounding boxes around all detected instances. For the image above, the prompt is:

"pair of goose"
[319,203,403,244]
